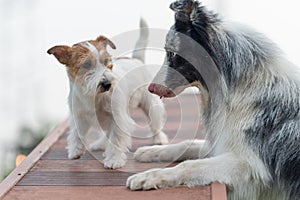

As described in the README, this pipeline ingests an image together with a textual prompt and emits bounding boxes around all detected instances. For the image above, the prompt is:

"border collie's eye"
[167,51,175,58]
[82,60,92,69]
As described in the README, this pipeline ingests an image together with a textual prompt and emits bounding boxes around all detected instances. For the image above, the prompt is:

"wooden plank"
[1,94,227,199]
[41,148,96,160]
[18,160,175,186]
[41,139,204,160]
[3,186,211,200]
[17,171,133,186]
[49,135,206,153]
[30,160,176,173]
[42,133,205,161]
[0,119,69,199]
[211,182,227,200]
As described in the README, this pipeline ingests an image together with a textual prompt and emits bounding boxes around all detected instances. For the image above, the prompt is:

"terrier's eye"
[82,60,92,69]
[104,58,109,66]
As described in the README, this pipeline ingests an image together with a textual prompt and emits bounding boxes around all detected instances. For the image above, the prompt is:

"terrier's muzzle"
[98,80,112,92]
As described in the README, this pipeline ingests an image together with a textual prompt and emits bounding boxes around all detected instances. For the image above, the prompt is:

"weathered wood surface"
[0,94,227,200]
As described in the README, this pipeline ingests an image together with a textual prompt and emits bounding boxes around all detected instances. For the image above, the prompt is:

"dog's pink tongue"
[148,83,175,98]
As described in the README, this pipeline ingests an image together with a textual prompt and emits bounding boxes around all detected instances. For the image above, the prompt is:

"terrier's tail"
[132,18,149,63]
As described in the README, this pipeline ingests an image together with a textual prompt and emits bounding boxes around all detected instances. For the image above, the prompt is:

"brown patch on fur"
[107,64,113,70]
[47,45,71,65]
[66,44,90,80]
[48,35,115,80]
[96,35,116,50]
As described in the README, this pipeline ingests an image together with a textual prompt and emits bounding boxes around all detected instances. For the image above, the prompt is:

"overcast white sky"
[0,0,299,135]
[39,0,300,63]
[0,0,300,168]
[26,0,298,65]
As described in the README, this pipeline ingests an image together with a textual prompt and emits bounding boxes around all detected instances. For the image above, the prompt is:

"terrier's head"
[47,36,116,95]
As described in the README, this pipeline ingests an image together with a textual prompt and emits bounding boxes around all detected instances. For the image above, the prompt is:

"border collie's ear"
[170,0,193,13]
[96,35,116,50]
[170,0,199,20]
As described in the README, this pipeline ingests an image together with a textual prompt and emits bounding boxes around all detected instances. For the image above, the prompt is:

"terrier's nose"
[101,81,111,90]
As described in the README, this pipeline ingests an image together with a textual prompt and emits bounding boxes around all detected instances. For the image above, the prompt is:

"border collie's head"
[149,0,221,98]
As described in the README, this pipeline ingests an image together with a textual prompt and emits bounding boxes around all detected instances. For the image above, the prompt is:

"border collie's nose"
[148,83,156,93]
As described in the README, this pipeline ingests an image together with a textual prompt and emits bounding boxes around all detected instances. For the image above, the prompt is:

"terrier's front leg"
[89,132,108,151]
[67,117,89,159]
[103,119,133,169]
[103,144,127,169]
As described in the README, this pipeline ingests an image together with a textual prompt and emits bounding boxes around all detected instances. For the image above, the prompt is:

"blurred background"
[1,0,300,181]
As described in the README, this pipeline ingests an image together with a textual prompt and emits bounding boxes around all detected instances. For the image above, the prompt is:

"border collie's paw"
[126,168,176,190]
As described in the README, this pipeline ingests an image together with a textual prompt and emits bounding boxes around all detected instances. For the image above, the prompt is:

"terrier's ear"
[96,35,116,50]
[47,45,71,65]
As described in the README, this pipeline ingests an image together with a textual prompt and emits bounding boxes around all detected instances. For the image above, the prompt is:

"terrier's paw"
[88,139,106,152]
[104,157,126,169]
[68,147,85,160]
[153,132,169,145]
[134,145,167,162]
[126,168,175,190]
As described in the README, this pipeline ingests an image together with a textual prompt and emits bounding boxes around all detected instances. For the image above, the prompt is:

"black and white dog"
[127,0,300,199]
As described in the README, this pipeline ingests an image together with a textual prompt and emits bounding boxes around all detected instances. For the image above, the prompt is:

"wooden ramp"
[0,94,227,200]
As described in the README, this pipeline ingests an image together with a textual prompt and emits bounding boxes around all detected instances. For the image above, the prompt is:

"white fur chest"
[69,83,112,128]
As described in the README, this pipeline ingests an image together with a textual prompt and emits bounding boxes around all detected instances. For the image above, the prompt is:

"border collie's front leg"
[134,140,208,162]
[127,153,253,192]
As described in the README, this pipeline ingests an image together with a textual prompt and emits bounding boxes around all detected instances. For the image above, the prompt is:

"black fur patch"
[166,51,206,88]
[170,2,225,88]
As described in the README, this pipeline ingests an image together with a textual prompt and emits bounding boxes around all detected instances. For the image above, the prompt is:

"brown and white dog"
[47,19,168,169]
[127,1,300,199]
